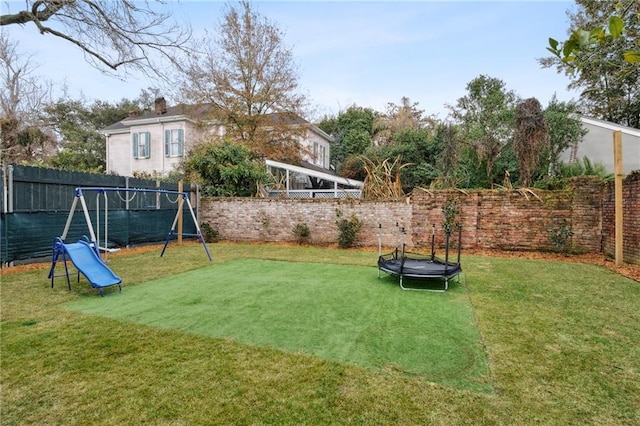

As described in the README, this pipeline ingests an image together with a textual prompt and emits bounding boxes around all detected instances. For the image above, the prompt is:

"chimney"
[154,97,167,115]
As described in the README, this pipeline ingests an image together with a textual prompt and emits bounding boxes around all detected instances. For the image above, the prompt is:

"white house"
[563,116,640,174]
[100,98,335,177]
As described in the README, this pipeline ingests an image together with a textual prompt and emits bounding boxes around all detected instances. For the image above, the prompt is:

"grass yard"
[67,259,490,392]
[2,242,640,424]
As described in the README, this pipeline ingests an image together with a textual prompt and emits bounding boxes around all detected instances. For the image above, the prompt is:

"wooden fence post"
[613,130,623,266]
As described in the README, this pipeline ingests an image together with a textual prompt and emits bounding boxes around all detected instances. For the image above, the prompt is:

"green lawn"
[67,259,490,392]
[2,243,639,424]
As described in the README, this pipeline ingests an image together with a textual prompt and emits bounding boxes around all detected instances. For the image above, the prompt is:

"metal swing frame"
[59,187,212,262]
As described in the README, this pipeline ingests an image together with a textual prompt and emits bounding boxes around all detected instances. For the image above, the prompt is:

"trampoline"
[377,223,462,292]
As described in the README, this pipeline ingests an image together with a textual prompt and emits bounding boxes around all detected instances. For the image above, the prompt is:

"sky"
[1,0,580,120]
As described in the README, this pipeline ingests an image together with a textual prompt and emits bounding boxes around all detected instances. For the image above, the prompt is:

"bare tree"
[0,0,191,77]
[513,98,549,187]
[0,33,55,163]
[179,1,308,162]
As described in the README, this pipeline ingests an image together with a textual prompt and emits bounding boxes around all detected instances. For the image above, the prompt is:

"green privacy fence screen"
[1,165,197,263]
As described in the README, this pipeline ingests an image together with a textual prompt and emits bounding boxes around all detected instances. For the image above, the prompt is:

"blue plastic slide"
[49,238,122,296]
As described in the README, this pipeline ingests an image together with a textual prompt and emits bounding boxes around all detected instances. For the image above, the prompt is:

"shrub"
[200,222,219,243]
[548,219,573,254]
[185,140,271,196]
[336,214,363,248]
[292,223,311,245]
[442,196,460,235]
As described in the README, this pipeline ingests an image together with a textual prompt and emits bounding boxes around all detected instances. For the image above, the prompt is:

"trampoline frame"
[377,223,462,292]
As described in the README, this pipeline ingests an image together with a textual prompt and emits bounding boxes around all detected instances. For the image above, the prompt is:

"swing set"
[48,187,212,295]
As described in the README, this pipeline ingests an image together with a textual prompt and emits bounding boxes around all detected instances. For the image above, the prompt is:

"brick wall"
[199,176,638,265]
[409,182,597,253]
[570,177,604,253]
[602,171,640,264]
[199,197,413,247]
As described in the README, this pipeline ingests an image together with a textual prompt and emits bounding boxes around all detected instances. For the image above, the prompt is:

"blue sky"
[2,0,579,120]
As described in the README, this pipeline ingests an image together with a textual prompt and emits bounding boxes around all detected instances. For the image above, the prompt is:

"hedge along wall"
[200,177,611,257]
[602,171,640,264]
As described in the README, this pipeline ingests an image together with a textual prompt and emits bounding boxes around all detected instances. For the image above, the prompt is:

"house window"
[132,132,150,159]
[313,142,326,168]
[165,129,184,157]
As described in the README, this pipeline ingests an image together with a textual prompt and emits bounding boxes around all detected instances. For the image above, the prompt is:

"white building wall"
[561,120,640,174]
[106,118,331,177]
[106,132,131,176]
[302,129,331,168]
[106,121,213,176]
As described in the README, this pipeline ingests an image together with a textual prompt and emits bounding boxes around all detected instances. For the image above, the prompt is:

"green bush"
[336,214,363,248]
[185,140,271,197]
[292,223,311,245]
[548,219,573,254]
[200,222,220,243]
[442,196,460,235]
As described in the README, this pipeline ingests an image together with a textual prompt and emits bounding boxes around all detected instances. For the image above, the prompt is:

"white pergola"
[265,159,364,198]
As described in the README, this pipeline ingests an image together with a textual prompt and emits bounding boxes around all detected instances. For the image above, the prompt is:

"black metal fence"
[1,165,197,264]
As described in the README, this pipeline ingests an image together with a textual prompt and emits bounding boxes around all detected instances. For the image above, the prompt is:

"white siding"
[303,129,331,169]
[106,121,212,176]
[562,122,640,174]
[106,132,132,176]
[105,117,331,176]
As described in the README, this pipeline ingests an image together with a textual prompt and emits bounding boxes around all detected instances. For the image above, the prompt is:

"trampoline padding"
[378,252,462,279]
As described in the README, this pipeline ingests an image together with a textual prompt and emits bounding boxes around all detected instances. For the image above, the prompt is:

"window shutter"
[178,129,184,156]
[165,130,170,157]
[144,132,151,158]
[132,133,139,158]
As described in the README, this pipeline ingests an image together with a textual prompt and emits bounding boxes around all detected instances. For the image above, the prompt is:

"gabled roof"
[579,116,640,138]
[100,102,334,142]
[100,103,218,134]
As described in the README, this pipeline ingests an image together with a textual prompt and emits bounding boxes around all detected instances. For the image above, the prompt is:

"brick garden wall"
[570,177,605,253]
[602,171,640,264]
[199,176,637,265]
[410,189,576,252]
[199,197,413,247]
[409,176,602,253]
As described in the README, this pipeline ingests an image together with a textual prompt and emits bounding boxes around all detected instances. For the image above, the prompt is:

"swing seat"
[98,246,121,253]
